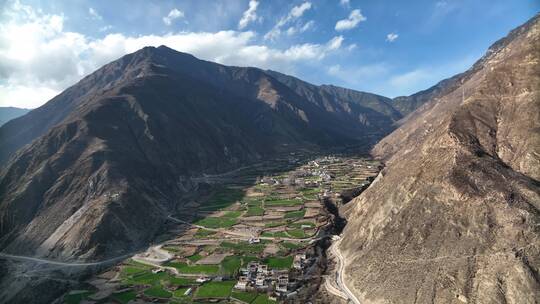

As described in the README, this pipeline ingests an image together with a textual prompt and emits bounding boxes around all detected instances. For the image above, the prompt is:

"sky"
[0,0,538,109]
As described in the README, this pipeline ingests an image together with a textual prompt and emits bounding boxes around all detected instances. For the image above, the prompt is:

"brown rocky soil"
[340,14,540,304]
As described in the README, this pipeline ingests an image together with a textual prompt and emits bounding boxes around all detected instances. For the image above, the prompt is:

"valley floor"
[3,153,380,304]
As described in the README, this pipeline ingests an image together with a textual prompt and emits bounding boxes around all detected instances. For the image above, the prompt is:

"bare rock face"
[340,14,540,304]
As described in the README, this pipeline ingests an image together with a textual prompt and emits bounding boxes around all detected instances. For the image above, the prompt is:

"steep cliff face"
[340,14,540,304]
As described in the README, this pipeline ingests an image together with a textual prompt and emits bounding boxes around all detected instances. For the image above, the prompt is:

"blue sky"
[0,0,538,108]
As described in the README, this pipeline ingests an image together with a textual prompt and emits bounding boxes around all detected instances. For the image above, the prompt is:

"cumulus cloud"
[162,8,184,26]
[386,32,398,42]
[238,0,259,29]
[0,2,344,108]
[265,1,312,40]
[335,9,366,31]
[88,7,102,20]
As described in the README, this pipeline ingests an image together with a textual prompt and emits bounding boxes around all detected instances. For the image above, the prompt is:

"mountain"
[0,107,29,127]
[265,70,402,134]
[340,14,540,303]
[0,46,402,261]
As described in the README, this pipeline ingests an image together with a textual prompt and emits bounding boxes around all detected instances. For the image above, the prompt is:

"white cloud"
[286,20,314,36]
[265,1,312,40]
[238,0,259,29]
[162,8,184,26]
[289,2,312,19]
[339,0,350,8]
[326,36,344,50]
[88,7,102,20]
[0,2,344,108]
[0,84,58,109]
[386,32,398,42]
[335,9,366,31]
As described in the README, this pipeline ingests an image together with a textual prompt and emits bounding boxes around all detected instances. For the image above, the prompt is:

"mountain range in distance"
[0,12,538,304]
[0,107,29,127]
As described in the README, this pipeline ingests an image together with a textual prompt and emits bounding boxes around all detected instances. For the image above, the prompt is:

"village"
[62,154,381,304]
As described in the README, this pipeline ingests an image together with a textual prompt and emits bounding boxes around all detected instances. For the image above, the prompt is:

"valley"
[39,153,380,304]
[0,9,537,304]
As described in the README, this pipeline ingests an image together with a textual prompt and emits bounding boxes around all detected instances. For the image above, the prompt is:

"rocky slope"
[340,14,540,304]
[0,46,403,261]
[0,107,29,127]
[265,70,402,136]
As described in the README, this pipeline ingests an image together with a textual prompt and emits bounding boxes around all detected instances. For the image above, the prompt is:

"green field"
[187,254,203,263]
[261,231,289,238]
[223,210,243,218]
[252,294,278,304]
[195,217,237,228]
[144,285,172,298]
[281,242,304,250]
[124,259,153,269]
[246,205,265,216]
[168,277,194,286]
[264,198,303,206]
[264,256,293,269]
[221,241,266,254]
[123,270,169,285]
[300,187,321,195]
[194,229,217,238]
[165,261,220,274]
[172,287,191,299]
[199,188,245,211]
[231,290,258,303]
[264,221,286,228]
[60,156,380,304]
[112,290,137,304]
[288,221,316,229]
[121,266,146,276]
[194,281,235,299]
[64,291,92,304]
[286,229,307,238]
[284,210,306,219]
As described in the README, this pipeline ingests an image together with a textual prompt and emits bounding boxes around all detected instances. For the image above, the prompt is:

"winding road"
[328,237,361,304]
[0,252,132,267]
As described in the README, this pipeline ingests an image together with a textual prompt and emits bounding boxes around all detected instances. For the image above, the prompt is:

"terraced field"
[61,155,380,303]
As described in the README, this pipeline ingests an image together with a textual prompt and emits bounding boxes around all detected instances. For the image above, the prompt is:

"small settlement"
[61,155,380,304]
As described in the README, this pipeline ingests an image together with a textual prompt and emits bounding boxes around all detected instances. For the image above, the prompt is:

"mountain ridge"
[0,44,410,262]
[339,13,540,303]
[0,107,29,127]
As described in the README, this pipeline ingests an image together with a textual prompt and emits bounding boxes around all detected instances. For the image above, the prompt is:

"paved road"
[0,252,131,267]
[324,276,349,300]
[329,237,361,304]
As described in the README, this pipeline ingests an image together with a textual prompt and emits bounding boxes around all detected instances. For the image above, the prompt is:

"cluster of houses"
[233,253,310,298]
[234,261,292,296]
